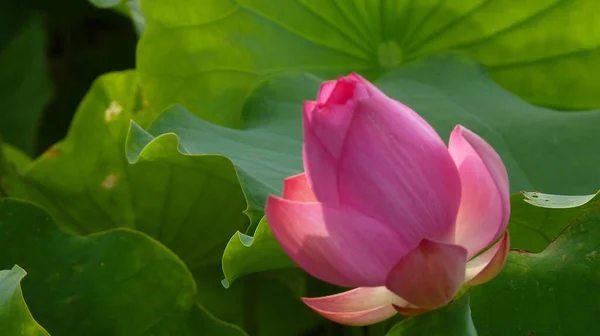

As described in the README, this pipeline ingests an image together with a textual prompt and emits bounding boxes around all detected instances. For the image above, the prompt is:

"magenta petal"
[307,103,356,159]
[449,126,510,258]
[316,75,363,105]
[302,287,405,326]
[303,77,370,204]
[265,196,411,287]
[337,96,461,243]
[385,239,467,310]
[324,77,356,105]
[303,101,317,120]
[282,173,317,202]
[316,80,337,104]
[465,232,510,286]
[302,112,339,204]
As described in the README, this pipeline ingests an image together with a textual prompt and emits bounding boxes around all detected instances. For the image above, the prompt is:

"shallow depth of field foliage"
[1,1,600,335]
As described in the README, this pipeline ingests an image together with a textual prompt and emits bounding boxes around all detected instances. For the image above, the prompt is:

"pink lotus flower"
[265,74,510,326]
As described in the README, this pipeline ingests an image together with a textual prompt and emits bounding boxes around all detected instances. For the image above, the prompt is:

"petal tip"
[386,240,467,310]
[282,173,317,202]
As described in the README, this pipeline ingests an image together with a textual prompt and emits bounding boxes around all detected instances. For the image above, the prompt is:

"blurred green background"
[1,0,136,155]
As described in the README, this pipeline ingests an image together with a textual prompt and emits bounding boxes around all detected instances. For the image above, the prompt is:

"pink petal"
[336,96,461,243]
[302,287,405,326]
[308,305,397,327]
[449,126,510,258]
[302,113,340,204]
[306,103,356,159]
[316,74,366,106]
[302,77,370,204]
[302,101,317,121]
[385,239,467,310]
[316,80,337,104]
[265,196,411,287]
[282,173,317,202]
[304,286,408,311]
[322,77,356,105]
[465,232,510,286]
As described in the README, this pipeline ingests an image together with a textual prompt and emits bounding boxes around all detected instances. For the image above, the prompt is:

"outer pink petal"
[282,173,317,202]
[265,196,410,287]
[302,287,405,326]
[385,239,467,310]
[464,232,510,286]
[336,96,461,243]
[309,305,397,327]
[265,196,411,287]
[303,286,408,311]
[449,126,510,258]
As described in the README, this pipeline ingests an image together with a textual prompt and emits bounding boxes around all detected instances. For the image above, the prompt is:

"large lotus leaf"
[14,70,248,272]
[13,70,150,230]
[137,0,600,129]
[221,217,295,285]
[0,198,246,335]
[125,125,326,335]
[0,4,52,153]
[508,191,600,253]
[126,117,323,336]
[387,294,476,336]
[0,141,32,198]
[470,196,600,334]
[131,55,600,283]
[194,267,323,336]
[126,70,316,223]
[1,143,32,172]
[0,265,49,336]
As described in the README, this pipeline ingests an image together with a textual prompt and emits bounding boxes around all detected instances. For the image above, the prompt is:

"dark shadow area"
[36,0,137,154]
[1,0,137,155]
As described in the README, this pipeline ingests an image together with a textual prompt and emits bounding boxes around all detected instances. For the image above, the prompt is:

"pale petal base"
[302,287,407,326]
